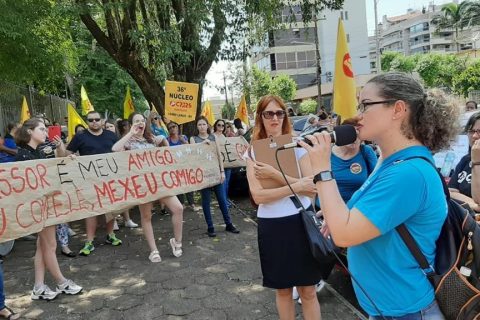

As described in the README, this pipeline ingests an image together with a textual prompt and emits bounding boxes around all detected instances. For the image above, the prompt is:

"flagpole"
[314,12,323,112]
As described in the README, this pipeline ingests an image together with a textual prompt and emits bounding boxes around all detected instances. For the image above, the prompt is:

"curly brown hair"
[367,73,460,153]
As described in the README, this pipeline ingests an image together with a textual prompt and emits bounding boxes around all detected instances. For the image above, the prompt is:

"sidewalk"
[3,201,366,319]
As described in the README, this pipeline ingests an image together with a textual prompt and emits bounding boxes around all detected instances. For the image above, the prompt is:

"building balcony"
[410,40,431,50]
[381,37,403,48]
[430,36,454,45]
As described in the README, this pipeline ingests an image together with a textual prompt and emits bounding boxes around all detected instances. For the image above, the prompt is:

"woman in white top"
[246,95,321,320]
[112,112,184,262]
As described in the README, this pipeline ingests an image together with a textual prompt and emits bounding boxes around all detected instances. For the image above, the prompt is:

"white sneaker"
[292,286,299,300]
[56,279,83,295]
[298,298,302,305]
[125,219,138,228]
[31,284,59,301]
[316,280,326,293]
[113,220,119,231]
[67,228,76,237]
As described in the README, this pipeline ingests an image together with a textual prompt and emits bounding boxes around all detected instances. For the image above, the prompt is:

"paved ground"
[3,197,366,320]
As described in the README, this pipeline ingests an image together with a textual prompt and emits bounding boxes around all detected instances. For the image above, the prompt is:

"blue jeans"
[200,183,232,230]
[0,259,5,309]
[369,301,445,320]
[224,169,232,200]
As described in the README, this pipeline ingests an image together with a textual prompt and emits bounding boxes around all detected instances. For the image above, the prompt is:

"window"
[346,34,350,43]
[270,54,276,71]
[340,11,344,20]
[286,52,296,69]
[344,11,349,20]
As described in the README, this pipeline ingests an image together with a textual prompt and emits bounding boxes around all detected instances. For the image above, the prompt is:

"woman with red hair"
[246,95,321,320]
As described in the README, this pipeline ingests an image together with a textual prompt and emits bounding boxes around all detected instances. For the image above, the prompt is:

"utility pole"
[313,11,323,111]
[374,0,381,73]
[222,71,229,105]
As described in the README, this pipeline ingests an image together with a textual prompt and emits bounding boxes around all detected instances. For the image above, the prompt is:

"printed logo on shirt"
[350,163,362,174]
[458,171,472,184]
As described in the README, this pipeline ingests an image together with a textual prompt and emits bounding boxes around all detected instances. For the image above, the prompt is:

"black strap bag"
[290,197,338,264]
[397,156,480,320]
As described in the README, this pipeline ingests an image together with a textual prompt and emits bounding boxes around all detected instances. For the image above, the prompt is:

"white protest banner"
[217,136,249,168]
[0,143,221,243]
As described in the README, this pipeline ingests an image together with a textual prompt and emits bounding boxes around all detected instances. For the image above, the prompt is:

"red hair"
[252,95,291,141]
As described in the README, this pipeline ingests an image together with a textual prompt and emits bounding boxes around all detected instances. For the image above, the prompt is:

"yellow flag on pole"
[123,86,135,119]
[80,85,95,116]
[201,100,215,125]
[333,19,357,120]
[67,103,87,142]
[235,95,249,126]
[20,96,31,124]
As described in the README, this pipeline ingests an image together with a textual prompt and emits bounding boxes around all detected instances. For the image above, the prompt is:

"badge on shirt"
[350,163,362,174]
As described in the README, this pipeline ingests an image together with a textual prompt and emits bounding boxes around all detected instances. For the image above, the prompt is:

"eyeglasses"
[262,110,286,119]
[87,118,101,123]
[468,129,480,135]
[356,100,397,113]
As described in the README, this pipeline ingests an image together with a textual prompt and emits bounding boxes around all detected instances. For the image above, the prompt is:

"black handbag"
[290,197,338,264]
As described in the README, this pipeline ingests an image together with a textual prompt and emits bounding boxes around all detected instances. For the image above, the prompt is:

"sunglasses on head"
[87,118,101,123]
[262,110,286,119]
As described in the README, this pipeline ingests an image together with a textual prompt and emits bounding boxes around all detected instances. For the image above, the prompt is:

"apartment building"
[251,0,370,90]
[369,3,479,72]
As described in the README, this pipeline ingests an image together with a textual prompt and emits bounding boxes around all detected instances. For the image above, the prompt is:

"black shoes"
[225,224,240,234]
[207,228,217,237]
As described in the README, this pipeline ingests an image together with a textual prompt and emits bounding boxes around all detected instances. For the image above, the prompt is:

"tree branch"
[79,13,117,56]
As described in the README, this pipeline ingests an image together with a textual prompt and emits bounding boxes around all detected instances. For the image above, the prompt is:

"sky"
[203,0,455,100]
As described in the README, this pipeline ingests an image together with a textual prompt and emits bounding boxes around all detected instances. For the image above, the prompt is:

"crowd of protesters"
[0,72,478,319]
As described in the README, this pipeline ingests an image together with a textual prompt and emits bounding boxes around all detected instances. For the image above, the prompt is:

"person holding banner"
[15,118,83,301]
[112,112,184,262]
[213,119,233,207]
[245,95,321,320]
[166,121,199,211]
[66,111,123,256]
[190,116,240,237]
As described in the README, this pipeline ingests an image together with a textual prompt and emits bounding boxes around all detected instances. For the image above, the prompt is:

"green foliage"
[251,66,273,99]
[221,103,236,120]
[453,61,480,97]
[270,74,297,101]
[380,52,402,72]
[415,53,466,88]
[299,99,317,114]
[0,0,78,92]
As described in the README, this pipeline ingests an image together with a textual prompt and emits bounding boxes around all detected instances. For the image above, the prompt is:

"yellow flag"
[123,86,135,119]
[333,19,357,120]
[80,85,95,116]
[20,96,31,124]
[67,103,87,142]
[235,95,250,126]
[201,100,215,125]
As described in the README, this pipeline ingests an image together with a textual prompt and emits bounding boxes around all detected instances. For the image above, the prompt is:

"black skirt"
[258,213,322,289]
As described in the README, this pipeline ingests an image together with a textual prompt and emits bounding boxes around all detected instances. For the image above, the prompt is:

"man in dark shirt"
[66,111,122,256]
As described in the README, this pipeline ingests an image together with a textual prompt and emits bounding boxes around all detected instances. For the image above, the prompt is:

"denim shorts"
[369,301,445,320]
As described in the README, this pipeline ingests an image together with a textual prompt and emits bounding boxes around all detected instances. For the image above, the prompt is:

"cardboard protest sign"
[217,136,249,168]
[165,80,199,124]
[0,143,221,243]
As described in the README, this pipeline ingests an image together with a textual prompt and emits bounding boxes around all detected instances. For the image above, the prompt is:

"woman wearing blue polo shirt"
[300,72,458,319]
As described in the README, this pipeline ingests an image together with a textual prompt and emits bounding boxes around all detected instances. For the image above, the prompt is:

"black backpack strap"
[360,144,372,175]
[395,155,446,286]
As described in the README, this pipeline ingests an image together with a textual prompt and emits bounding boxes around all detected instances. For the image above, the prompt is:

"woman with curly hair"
[300,72,459,319]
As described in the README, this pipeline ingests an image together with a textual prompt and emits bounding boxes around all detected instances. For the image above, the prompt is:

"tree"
[299,99,317,114]
[72,0,345,118]
[453,60,480,97]
[415,53,466,88]
[389,54,418,73]
[251,66,272,100]
[380,51,402,72]
[221,102,236,120]
[271,74,297,101]
[431,1,480,52]
[0,0,77,92]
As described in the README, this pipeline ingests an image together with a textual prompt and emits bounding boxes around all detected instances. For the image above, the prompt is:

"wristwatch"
[313,170,334,183]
